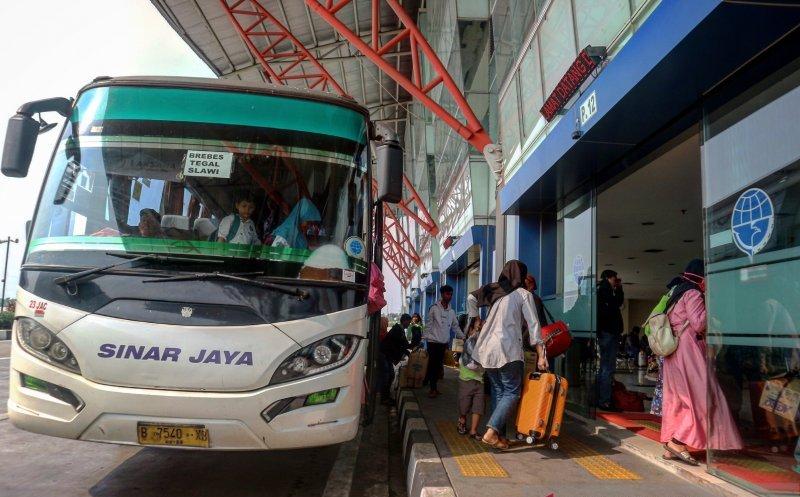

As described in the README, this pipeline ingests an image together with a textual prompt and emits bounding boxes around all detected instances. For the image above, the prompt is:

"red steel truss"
[219,0,346,94]
[398,175,439,236]
[382,203,419,288]
[304,0,494,155]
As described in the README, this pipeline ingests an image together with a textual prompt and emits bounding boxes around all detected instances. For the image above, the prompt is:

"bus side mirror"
[1,97,72,178]
[1,113,40,178]
[375,138,403,204]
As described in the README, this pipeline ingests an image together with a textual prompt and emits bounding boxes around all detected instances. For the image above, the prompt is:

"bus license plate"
[137,422,210,448]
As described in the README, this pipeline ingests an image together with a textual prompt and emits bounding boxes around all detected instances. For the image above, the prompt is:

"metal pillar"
[1,237,19,311]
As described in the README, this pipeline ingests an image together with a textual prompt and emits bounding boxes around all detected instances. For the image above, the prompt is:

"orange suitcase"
[515,372,568,449]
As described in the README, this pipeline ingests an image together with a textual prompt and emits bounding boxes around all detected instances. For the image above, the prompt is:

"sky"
[0,1,402,312]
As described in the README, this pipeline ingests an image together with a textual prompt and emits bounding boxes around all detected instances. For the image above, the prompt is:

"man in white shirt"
[423,284,462,398]
[217,195,260,245]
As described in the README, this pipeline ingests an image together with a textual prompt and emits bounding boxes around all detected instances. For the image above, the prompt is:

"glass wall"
[702,56,800,496]
[545,190,597,416]
[492,0,661,178]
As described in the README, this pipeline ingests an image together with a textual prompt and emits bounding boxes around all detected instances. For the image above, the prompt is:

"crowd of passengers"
[130,193,323,250]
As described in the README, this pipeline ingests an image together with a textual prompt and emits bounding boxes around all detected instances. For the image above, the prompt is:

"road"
[0,339,405,497]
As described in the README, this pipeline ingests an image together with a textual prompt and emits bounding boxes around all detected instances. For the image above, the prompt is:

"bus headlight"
[16,318,82,374]
[270,335,360,385]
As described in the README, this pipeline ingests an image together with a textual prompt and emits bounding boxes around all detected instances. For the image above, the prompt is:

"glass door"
[546,189,597,417]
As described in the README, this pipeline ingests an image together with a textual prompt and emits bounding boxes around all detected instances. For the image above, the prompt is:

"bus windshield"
[27,85,370,282]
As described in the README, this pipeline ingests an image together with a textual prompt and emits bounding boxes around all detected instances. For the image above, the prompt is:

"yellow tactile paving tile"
[560,435,642,480]
[435,421,509,478]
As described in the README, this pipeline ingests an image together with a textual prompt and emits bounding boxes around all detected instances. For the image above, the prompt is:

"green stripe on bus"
[29,236,367,273]
[73,86,367,144]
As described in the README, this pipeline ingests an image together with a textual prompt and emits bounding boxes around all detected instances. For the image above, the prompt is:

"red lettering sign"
[539,47,604,122]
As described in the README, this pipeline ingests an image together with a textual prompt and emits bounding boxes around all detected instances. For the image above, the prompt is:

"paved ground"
[416,368,719,497]
[0,338,405,497]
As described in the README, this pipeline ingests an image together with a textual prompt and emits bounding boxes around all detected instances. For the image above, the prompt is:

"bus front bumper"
[7,342,365,450]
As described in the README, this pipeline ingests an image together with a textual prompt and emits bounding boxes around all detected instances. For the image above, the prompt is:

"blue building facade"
[495,1,800,493]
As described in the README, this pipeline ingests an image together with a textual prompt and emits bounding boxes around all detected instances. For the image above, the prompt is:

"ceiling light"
[641,221,655,226]
[626,257,637,260]
[610,235,621,239]
[643,249,664,253]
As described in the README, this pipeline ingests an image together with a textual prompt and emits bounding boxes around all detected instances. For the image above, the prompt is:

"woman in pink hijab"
[661,259,743,465]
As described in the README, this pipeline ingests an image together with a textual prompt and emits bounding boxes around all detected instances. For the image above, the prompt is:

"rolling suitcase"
[515,372,568,449]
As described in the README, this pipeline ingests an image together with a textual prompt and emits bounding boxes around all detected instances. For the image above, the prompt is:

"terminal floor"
[414,368,719,497]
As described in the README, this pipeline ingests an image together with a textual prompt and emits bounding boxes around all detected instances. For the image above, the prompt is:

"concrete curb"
[565,410,758,497]
[395,389,456,497]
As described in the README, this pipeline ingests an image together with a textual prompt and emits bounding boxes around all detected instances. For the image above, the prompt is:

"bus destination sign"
[540,46,606,123]
[184,150,233,178]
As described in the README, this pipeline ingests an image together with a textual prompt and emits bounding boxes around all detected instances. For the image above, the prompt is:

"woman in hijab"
[660,259,742,465]
[467,260,548,450]
[271,198,322,249]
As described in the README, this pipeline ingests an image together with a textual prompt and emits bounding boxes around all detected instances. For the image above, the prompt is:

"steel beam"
[219,0,346,95]
[304,0,494,154]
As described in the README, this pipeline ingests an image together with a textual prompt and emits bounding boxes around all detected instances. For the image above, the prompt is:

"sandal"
[470,433,482,441]
[481,435,509,450]
[664,443,699,466]
[457,420,467,435]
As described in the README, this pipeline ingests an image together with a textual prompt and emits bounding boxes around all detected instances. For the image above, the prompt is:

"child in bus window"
[217,194,260,245]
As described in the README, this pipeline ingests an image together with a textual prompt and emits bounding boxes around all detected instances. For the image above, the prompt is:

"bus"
[0,76,402,450]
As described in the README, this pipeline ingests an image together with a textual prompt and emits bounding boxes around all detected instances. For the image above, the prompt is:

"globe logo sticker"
[572,254,585,286]
[345,236,365,259]
[731,188,774,257]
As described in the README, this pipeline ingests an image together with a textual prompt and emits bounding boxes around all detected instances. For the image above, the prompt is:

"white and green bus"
[0,76,402,449]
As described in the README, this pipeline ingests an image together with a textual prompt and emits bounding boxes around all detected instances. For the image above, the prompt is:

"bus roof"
[79,76,370,119]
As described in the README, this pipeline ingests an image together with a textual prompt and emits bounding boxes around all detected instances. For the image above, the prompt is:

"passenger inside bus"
[216,194,260,245]
[271,197,322,249]
[138,208,164,238]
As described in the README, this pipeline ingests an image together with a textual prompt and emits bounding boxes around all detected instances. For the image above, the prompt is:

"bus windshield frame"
[25,84,372,284]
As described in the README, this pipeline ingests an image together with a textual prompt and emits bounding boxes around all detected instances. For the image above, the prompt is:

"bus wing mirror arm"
[2,97,72,179]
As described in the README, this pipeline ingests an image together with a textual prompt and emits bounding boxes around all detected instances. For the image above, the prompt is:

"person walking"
[424,285,462,398]
[379,314,412,405]
[597,269,625,411]
[660,259,743,464]
[468,260,547,450]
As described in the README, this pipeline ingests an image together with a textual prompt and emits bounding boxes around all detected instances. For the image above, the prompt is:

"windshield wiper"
[53,252,223,288]
[143,271,310,300]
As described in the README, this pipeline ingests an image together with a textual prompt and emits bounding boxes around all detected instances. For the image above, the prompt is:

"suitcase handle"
[528,369,551,380]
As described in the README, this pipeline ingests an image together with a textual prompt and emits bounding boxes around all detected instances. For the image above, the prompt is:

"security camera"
[571,130,583,140]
